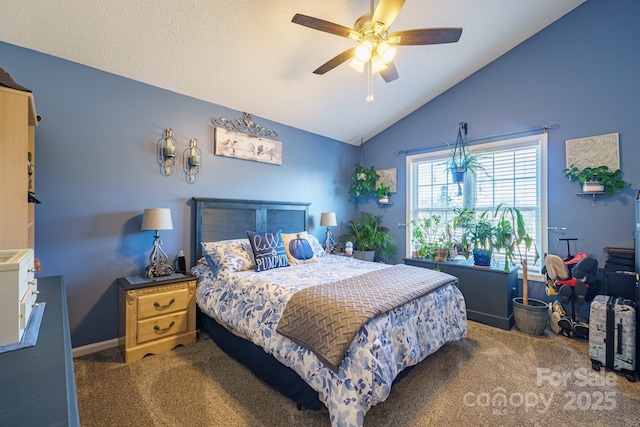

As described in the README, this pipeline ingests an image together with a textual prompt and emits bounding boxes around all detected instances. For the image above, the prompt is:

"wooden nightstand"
[117,273,197,363]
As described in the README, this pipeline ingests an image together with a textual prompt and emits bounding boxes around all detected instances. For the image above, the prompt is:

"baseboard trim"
[72,338,120,358]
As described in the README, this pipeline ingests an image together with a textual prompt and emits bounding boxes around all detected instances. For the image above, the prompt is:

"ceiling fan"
[292,0,462,98]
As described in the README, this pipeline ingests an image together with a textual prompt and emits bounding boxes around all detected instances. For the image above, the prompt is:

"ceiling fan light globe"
[377,42,397,64]
[370,55,388,74]
[354,40,373,62]
[349,57,366,73]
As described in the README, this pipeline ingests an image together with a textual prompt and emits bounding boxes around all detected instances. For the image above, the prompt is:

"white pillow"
[306,233,327,258]
[201,239,256,275]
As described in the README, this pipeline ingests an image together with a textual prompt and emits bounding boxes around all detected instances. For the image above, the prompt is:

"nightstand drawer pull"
[154,321,175,334]
[154,298,175,310]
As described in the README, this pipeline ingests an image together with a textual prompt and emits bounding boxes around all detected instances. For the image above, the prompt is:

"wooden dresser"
[0,275,79,426]
[118,274,197,363]
[0,85,38,252]
[0,248,38,346]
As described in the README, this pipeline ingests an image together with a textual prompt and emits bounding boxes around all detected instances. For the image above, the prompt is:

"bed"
[189,198,467,427]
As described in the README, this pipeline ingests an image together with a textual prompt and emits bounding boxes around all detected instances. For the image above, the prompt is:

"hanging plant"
[447,122,486,195]
[450,122,468,183]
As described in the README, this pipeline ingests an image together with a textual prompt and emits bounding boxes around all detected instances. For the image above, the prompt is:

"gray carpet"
[74,321,640,426]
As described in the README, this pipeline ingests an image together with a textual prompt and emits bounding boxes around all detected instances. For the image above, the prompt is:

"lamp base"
[146,233,174,278]
[146,263,174,279]
[324,228,337,254]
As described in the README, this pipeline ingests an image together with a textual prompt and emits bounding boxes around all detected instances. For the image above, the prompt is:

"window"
[407,134,548,275]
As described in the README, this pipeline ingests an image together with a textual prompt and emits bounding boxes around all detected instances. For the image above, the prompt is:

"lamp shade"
[141,208,173,231]
[320,212,337,227]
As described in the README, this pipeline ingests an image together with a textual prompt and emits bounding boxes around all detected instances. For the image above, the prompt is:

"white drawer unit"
[0,248,39,346]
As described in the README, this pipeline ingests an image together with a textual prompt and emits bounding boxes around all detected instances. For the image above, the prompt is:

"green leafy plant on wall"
[563,164,631,196]
[349,163,390,199]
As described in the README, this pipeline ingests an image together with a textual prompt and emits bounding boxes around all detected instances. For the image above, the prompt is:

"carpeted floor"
[74,321,640,426]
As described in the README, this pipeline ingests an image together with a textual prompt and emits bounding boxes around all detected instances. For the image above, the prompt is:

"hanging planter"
[447,122,486,196]
[449,122,468,192]
[450,164,467,184]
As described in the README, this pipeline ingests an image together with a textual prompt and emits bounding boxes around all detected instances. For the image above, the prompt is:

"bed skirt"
[198,309,322,410]
[197,309,416,413]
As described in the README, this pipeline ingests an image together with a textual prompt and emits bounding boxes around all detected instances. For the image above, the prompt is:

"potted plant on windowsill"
[410,215,453,269]
[341,212,396,263]
[563,164,631,196]
[454,208,494,267]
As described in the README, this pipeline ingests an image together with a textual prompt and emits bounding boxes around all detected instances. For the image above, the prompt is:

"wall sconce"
[183,138,201,183]
[158,128,177,176]
[320,212,337,254]
[141,208,174,278]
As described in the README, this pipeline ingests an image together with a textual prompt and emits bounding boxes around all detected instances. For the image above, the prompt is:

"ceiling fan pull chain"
[367,60,374,102]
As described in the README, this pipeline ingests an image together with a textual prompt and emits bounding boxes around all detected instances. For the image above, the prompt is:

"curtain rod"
[393,122,559,156]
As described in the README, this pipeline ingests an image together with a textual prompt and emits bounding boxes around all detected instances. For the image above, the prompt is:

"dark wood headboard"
[191,198,311,262]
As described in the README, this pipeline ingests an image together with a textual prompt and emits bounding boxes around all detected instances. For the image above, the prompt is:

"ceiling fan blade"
[388,28,463,45]
[292,14,354,38]
[313,47,356,75]
[379,62,399,83]
[371,0,406,35]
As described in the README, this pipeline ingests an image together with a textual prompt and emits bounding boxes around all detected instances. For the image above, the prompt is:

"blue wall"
[2,0,637,347]
[0,42,358,347]
[363,0,639,272]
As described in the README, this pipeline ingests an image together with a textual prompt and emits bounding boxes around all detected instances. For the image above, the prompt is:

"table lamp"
[141,208,174,278]
[320,212,337,254]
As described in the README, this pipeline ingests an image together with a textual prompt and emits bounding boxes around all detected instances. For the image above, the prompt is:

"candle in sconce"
[189,148,200,167]
[164,140,176,158]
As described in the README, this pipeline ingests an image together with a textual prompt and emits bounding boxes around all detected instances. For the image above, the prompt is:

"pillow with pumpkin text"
[247,230,290,272]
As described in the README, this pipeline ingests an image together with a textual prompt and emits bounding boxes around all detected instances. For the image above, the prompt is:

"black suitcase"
[589,295,637,381]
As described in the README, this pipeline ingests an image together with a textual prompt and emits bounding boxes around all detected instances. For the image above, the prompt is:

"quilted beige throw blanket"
[276,264,457,372]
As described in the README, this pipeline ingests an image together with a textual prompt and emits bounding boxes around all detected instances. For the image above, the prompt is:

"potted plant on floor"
[341,212,396,263]
[563,164,631,196]
[494,204,545,336]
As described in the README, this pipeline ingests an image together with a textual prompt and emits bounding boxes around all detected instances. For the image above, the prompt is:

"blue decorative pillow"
[247,230,290,272]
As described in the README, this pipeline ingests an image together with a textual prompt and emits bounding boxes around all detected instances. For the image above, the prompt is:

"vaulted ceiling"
[0,0,585,144]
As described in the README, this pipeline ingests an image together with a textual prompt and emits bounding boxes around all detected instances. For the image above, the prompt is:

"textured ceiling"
[0,0,585,144]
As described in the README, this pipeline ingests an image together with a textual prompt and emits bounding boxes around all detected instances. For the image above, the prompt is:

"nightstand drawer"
[137,286,191,319]
[137,311,188,344]
[20,279,38,329]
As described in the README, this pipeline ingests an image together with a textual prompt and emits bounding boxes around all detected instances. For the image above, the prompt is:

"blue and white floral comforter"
[191,255,467,427]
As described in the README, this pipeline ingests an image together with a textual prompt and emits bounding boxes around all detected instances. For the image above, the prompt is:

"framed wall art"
[376,168,397,193]
[214,127,283,166]
[565,132,620,170]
